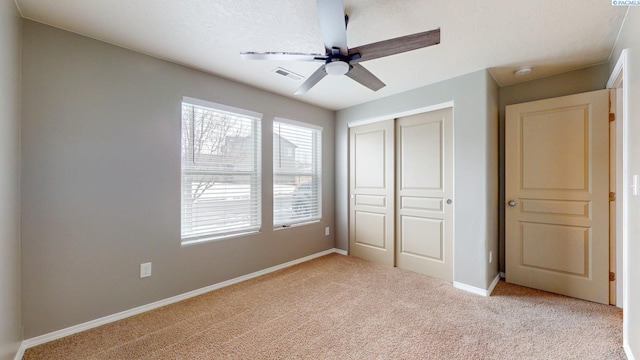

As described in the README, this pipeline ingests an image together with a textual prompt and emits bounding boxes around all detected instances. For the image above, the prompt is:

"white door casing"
[505,89,609,304]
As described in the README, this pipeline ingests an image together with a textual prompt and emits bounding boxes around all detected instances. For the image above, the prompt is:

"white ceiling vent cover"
[273,67,304,81]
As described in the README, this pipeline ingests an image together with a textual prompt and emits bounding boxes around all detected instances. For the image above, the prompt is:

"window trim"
[182,97,263,119]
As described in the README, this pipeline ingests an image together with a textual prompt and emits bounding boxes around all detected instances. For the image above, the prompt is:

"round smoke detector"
[515,66,532,76]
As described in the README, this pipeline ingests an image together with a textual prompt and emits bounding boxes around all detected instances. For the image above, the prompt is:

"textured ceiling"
[16,0,629,110]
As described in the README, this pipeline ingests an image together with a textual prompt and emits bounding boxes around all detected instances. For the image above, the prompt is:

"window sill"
[181,230,261,247]
[273,219,321,231]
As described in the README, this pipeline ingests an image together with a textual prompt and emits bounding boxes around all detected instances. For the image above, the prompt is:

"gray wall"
[336,70,500,290]
[609,7,640,359]
[609,7,639,75]
[498,64,610,273]
[20,21,335,338]
[0,1,23,359]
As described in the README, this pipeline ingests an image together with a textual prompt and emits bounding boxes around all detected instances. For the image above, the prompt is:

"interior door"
[505,89,609,304]
[349,120,395,266]
[396,108,453,281]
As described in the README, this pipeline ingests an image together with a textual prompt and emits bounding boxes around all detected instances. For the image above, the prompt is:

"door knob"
[446,199,452,204]
[508,200,516,207]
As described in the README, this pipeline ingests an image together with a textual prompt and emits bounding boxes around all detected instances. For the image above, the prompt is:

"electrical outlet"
[140,262,152,278]
[325,227,330,236]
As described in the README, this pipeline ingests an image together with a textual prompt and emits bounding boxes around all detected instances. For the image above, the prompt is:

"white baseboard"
[333,248,347,256]
[454,274,501,297]
[625,342,636,360]
[12,342,26,360]
[487,274,501,295]
[16,248,345,358]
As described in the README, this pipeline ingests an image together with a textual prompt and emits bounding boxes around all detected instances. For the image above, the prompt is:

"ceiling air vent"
[272,67,304,81]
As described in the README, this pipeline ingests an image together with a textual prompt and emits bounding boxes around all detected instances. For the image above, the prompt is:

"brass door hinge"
[610,272,616,281]
[610,113,615,122]
[610,192,616,201]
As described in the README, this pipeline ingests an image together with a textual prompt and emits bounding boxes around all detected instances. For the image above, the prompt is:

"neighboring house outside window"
[181,98,262,244]
[273,119,322,227]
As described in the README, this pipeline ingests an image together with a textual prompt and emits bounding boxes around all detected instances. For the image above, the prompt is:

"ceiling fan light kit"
[241,0,440,95]
[325,60,351,75]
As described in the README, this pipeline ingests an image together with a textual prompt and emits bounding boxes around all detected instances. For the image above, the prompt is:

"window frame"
[181,97,263,245]
[272,118,322,228]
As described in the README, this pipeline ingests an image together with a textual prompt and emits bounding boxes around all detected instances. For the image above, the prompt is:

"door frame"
[346,102,454,129]
[607,49,628,310]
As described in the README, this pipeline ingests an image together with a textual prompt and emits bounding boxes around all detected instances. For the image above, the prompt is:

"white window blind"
[273,119,322,227]
[181,100,261,244]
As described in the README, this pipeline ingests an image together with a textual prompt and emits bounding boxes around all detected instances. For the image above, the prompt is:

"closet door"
[349,120,395,266]
[396,108,454,282]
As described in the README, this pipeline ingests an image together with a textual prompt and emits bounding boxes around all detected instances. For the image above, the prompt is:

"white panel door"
[505,90,609,304]
[349,120,395,266]
[396,108,453,282]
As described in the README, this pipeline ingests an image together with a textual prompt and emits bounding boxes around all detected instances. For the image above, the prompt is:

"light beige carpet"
[24,254,625,359]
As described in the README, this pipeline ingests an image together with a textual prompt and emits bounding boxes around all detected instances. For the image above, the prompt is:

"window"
[181,98,261,244]
[273,119,322,227]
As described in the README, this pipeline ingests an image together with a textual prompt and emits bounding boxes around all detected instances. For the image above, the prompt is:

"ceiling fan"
[240,0,440,95]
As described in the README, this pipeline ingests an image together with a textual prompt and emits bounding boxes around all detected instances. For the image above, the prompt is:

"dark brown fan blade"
[241,52,327,62]
[345,63,385,91]
[316,0,348,52]
[349,28,440,64]
[294,65,328,95]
